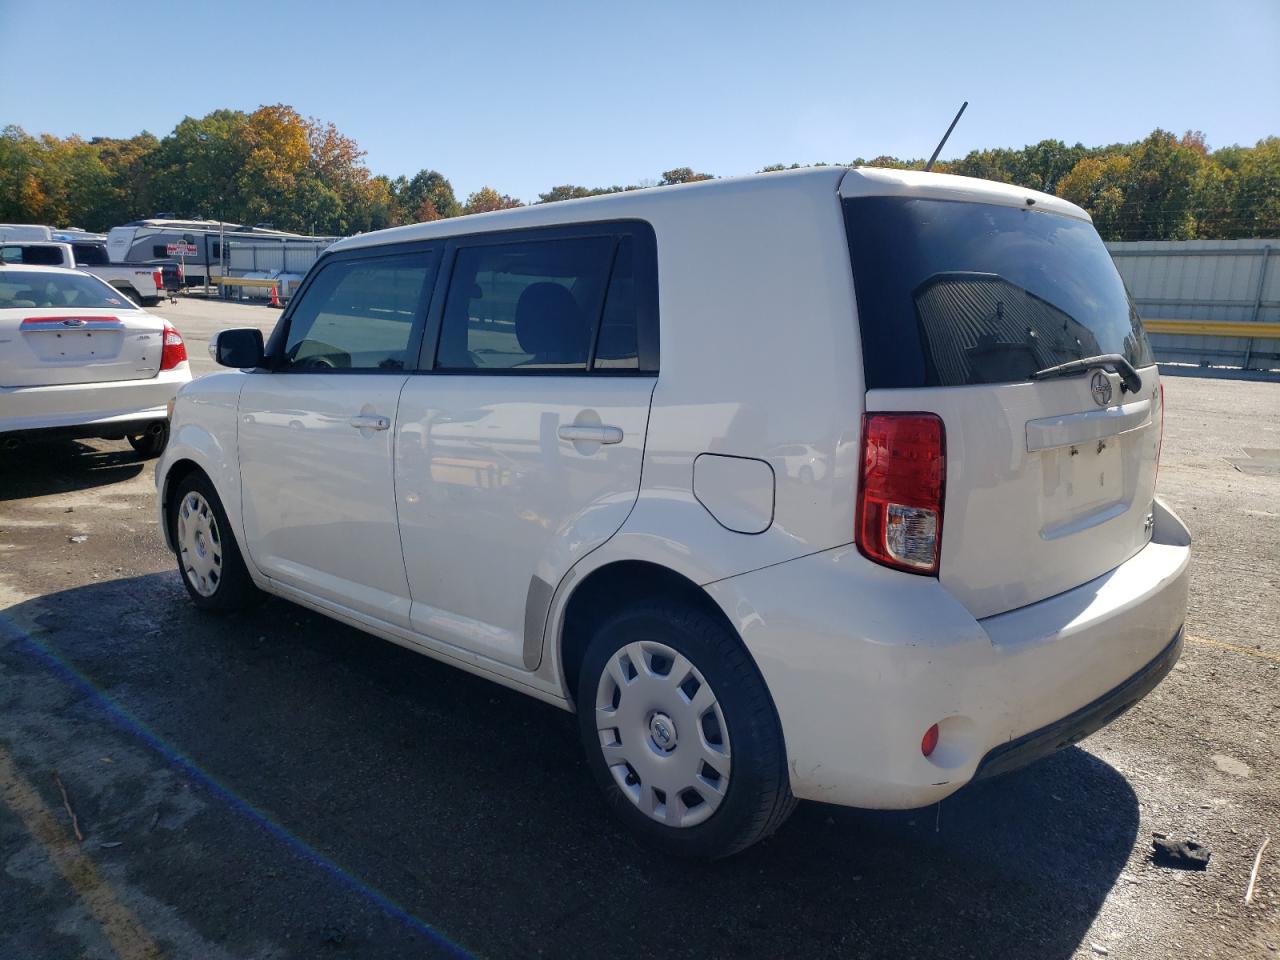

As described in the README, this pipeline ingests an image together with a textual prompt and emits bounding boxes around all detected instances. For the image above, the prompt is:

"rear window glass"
[2,245,64,266]
[845,197,1153,390]
[72,243,111,265]
[0,270,130,309]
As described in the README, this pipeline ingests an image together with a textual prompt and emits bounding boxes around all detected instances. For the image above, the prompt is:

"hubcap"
[177,492,222,597]
[595,640,732,829]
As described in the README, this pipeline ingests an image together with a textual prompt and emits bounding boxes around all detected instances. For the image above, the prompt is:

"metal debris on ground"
[1151,834,1210,870]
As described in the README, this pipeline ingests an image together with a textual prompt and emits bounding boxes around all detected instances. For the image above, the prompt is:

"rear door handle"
[558,424,623,445]
[349,414,391,431]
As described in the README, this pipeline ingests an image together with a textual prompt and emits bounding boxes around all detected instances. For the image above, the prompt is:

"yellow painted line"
[1187,634,1280,663]
[0,746,162,960]
[1143,319,1280,339]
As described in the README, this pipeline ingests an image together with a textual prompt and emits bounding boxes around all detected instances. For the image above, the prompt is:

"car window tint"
[594,237,640,369]
[282,254,431,371]
[436,237,613,372]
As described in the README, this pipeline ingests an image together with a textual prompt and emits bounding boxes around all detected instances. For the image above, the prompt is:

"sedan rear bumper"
[0,367,188,436]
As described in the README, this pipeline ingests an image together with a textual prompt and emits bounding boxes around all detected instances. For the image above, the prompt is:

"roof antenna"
[924,101,968,172]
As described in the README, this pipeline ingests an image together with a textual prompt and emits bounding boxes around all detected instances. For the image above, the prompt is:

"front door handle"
[558,424,623,445]
[349,414,391,432]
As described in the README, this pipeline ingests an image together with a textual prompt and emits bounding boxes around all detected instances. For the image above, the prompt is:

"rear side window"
[845,196,1153,390]
[436,237,615,372]
[72,244,110,265]
[595,237,640,370]
[2,245,64,266]
[282,254,433,371]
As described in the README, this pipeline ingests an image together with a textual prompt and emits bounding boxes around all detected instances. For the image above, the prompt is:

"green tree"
[401,169,461,221]
[1057,154,1133,240]
[1118,129,1203,240]
[536,184,625,203]
[462,186,523,214]
[659,167,714,185]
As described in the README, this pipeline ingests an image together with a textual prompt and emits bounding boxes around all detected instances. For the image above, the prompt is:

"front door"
[395,225,658,669]
[238,246,437,625]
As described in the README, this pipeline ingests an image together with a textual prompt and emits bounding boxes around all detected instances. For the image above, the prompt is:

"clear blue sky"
[2,0,1277,202]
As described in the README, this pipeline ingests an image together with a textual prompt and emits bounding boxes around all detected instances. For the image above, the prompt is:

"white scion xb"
[1,265,189,456]
[156,167,1190,858]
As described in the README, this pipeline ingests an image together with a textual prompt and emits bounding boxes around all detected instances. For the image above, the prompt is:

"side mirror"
[209,328,265,368]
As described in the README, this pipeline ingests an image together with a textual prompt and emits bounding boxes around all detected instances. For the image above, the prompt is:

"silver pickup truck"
[0,240,179,305]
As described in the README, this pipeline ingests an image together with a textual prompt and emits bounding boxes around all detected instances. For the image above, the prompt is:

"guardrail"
[210,276,299,306]
[1143,319,1280,340]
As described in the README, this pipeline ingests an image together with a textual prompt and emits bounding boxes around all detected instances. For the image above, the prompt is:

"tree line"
[2,105,1276,241]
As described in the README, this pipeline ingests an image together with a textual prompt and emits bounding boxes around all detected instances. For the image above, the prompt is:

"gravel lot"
[1,300,1277,959]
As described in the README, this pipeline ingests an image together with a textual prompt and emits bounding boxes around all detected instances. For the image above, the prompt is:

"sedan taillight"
[855,413,946,576]
[160,322,187,370]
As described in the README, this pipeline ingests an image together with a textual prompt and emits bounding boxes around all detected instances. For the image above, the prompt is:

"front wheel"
[169,472,258,612]
[577,598,796,858]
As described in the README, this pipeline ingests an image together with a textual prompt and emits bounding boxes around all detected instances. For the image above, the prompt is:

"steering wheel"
[302,356,337,370]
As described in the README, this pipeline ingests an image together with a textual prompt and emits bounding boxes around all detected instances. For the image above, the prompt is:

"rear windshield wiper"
[1029,354,1143,394]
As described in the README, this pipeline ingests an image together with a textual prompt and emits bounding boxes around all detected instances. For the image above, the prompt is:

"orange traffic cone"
[268,284,282,308]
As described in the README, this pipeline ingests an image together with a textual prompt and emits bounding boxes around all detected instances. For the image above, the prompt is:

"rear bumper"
[705,498,1191,809]
[0,366,189,436]
[972,627,1183,781]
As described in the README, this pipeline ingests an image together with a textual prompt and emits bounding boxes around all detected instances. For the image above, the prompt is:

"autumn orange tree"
[2,111,1276,239]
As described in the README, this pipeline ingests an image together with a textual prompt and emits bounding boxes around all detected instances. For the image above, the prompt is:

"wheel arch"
[159,457,208,551]
[556,559,749,712]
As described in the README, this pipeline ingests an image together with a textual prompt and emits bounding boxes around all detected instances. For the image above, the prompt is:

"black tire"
[127,423,169,458]
[168,471,258,613]
[577,597,796,858]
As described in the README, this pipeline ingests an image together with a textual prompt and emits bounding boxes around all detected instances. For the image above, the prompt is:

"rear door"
[842,188,1161,620]
[0,270,161,387]
[394,223,658,669]
[237,245,438,624]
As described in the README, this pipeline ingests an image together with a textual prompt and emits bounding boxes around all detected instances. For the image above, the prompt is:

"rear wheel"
[127,422,169,458]
[577,598,795,858]
[169,472,257,612]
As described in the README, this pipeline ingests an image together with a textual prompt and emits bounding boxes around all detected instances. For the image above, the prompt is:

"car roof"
[330,167,848,252]
[0,263,81,275]
[329,166,1093,255]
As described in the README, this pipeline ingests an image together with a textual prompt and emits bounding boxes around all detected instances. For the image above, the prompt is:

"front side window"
[281,253,432,371]
[436,237,616,372]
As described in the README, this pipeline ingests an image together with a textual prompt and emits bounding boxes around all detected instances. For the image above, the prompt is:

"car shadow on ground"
[2,574,1140,960]
[0,439,145,501]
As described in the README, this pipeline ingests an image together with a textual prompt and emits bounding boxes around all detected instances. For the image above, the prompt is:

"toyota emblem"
[1090,370,1113,407]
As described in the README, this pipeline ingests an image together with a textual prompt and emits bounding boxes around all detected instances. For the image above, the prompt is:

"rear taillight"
[856,413,946,576]
[177,263,185,282]
[152,269,163,290]
[1155,383,1165,484]
[160,322,187,370]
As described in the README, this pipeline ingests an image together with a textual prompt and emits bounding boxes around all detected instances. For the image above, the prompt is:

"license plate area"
[1038,437,1126,538]
[20,317,125,363]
